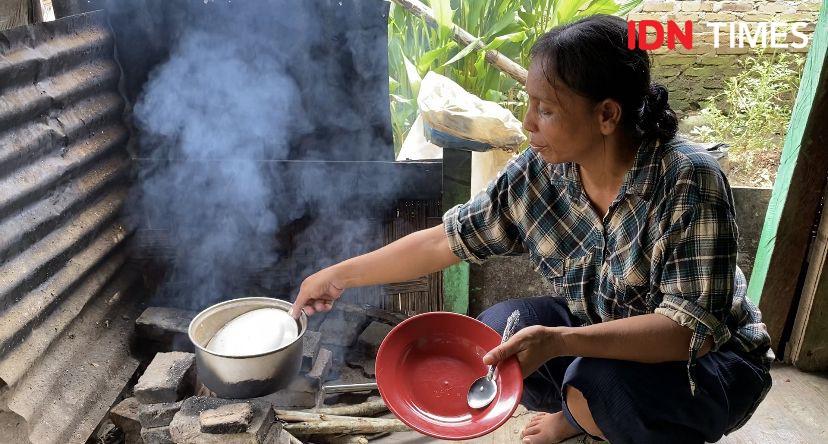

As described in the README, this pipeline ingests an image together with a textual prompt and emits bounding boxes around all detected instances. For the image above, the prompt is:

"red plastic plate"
[376,312,523,440]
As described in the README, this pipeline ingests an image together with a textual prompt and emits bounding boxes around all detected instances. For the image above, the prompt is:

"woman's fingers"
[482,334,523,365]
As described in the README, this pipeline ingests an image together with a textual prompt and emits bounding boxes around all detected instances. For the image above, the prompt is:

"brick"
[199,403,254,434]
[134,352,195,403]
[301,330,322,372]
[719,1,752,12]
[141,426,174,444]
[684,66,716,77]
[357,321,393,356]
[139,401,183,429]
[109,397,141,443]
[641,1,676,12]
[136,307,197,352]
[170,397,274,443]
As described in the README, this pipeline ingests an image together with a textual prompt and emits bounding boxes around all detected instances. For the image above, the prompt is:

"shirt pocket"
[532,253,595,316]
[608,254,652,313]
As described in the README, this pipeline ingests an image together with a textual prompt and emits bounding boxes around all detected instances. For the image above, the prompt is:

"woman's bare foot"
[520,412,581,444]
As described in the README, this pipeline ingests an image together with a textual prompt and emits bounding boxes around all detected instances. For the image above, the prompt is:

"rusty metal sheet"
[0,11,137,444]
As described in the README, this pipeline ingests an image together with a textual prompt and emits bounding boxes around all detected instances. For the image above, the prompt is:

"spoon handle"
[486,310,521,380]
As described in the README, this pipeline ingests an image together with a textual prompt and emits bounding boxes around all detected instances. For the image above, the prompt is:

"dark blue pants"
[477,297,772,444]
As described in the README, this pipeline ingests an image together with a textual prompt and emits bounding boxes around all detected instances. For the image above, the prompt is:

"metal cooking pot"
[188,297,307,398]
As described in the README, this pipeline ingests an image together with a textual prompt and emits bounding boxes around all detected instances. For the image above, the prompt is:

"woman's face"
[523,60,604,164]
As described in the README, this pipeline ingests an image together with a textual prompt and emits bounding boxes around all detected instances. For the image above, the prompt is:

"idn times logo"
[628,20,810,50]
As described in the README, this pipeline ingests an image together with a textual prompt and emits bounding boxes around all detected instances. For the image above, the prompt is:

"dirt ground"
[375,364,827,444]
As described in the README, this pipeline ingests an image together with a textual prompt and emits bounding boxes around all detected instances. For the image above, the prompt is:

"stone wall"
[629,0,821,112]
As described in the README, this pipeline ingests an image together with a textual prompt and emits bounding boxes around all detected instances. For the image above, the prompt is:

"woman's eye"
[539,108,553,117]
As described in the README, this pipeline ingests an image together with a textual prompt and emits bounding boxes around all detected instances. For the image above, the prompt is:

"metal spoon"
[467,310,521,409]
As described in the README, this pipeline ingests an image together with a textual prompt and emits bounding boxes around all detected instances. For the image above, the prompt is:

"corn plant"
[388,0,643,153]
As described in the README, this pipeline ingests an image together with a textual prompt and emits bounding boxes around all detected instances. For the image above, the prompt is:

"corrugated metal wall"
[0,11,140,444]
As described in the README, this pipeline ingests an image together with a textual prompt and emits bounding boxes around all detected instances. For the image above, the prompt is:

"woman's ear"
[595,99,622,136]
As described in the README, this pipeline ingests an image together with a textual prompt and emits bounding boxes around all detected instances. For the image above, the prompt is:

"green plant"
[691,50,804,154]
[387,0,642,154]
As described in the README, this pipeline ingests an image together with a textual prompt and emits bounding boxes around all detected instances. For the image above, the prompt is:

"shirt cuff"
[442,204,485,265]
[655,294,732,351]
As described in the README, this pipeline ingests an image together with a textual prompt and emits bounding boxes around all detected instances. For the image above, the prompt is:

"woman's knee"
[564,385,606,440]
[477,296,572,331]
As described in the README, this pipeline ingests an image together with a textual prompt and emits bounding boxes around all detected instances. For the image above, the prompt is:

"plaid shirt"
[444,137,773,393]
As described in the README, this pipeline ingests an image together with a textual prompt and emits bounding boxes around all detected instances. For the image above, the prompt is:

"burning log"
[284,417,410,436]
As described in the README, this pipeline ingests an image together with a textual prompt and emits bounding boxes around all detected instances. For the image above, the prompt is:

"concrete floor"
[376,364,827,444]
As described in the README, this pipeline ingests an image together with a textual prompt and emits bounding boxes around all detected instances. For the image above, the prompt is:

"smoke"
[132,1,394,309]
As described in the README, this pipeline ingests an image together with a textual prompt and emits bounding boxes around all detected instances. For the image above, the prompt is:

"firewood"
[284,418,410,436]
[311,399,387,417]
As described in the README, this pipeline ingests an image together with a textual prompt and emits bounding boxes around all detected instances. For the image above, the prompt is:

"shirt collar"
[558,138,662,200]
[621,138,661,198]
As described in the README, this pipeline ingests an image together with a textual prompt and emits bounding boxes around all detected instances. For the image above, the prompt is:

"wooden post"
[788,180,828,371]
[747,5,828,352]
[442,148,471,314]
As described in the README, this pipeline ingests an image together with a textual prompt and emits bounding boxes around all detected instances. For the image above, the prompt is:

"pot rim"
[188,296,307,360]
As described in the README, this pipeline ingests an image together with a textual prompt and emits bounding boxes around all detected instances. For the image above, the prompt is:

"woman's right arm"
[290,224,460,317]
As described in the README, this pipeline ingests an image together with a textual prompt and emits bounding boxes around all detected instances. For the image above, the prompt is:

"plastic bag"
[417,72,525,151]
[396,115,443,160]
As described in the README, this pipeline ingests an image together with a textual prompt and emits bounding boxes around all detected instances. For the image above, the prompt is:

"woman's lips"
[529,143,548,152]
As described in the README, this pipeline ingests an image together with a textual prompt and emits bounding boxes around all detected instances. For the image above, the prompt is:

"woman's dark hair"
[530,14,678,142]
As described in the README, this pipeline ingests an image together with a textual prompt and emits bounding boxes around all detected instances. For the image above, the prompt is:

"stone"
[640,1,675,12]
[139,401,183,429]
[704,12,737,22]
[307,347,333,382]
[319,303,368,347]
[679,1,701,12]
[653,54,696,66]
[301,330,321,372]
[719,1,752,12]
[356,321,393,356]
[169,397,274,443]
[134,352,195,404]
[109,397,141,443]
[141,426,174,444]
[365,306,407,326]
[742,13,774,22]
[758,3,791,14]
[135,307,197,352]
[199,403,254,434]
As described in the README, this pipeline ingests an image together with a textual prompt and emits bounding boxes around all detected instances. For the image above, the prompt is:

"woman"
[290,14,772,444]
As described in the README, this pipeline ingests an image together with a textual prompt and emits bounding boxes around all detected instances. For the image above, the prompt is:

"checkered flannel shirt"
[443,137,773,393]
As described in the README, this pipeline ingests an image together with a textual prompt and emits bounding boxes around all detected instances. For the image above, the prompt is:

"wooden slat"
[747,4,828,352]
[788,180,828,371]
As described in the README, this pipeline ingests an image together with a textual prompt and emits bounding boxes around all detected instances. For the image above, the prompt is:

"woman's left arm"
[483,314,712,376]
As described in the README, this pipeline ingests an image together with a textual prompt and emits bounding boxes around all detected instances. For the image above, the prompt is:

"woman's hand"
[289,267,346,318]
[482,326,567,377]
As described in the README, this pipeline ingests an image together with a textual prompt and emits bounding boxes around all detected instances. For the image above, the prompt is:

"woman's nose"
[523,110,537,134]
